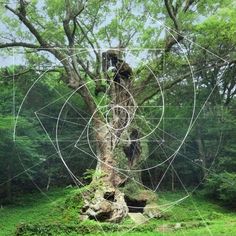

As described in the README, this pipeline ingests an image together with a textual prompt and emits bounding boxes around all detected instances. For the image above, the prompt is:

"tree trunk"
[6,164,12,202]
[196,127,207,179]
[171,166,175,192]
[80,61,154,222]
[80,76,131,222]
[81,118,129,222]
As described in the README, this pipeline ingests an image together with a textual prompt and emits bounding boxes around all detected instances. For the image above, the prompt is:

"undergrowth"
[0,188,236,236]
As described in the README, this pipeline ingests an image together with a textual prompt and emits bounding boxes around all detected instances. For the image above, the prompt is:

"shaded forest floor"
[0,188,236,236]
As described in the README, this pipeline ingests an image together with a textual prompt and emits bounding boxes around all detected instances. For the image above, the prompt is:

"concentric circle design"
[105,104,131,131]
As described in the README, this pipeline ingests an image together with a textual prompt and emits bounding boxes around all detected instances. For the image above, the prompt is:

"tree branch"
[0,68,60,80]
[134,74,185,106]
[183,0,196,12]
[4,2,98,116]
[5,5,47,46]
[0,42,39,49]
[76,20,100,76]
[134,60,230,105]
[63,0,74,46]
[4,4,77,79]
[76,20,98,58]
[164,0,184,53]
[63,0,85,46]
[164,0,179,30]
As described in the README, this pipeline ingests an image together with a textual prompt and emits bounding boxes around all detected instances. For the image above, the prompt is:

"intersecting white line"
[7,1,232,234]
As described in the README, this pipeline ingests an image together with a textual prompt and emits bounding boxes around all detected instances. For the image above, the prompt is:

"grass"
[0,189,72,236]
[0,188,236,236]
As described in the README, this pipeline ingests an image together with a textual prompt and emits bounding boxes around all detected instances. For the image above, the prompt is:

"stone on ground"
[128,213,148,225]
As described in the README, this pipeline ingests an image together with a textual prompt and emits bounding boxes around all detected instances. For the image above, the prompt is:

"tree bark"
[196,127,207,179]
[81,118,129,222]
[80,79,134,222]
[6,164,12,202]
[171,166,175,192]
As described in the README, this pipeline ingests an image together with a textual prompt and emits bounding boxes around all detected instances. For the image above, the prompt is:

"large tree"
[1,0,234,222]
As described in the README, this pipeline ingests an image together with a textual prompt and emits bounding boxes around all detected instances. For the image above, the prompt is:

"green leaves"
[195,5,236,51]
[0,116,14,130]
[45,0,65,19]
[204,172,236,206]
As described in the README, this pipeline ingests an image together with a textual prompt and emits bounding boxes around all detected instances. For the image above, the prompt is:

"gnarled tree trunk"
[80,55,156,223]
[81,79,133,222]
[81,118,129,222]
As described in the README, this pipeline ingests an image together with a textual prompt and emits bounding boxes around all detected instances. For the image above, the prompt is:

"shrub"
[203,172,236,207]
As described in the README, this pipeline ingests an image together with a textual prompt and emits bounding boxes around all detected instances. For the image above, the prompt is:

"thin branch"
[5,5,47,46]
[76,20,98,58]
[137,75,185,105]
[164,0,179,30]
[183,0,196,12]
[164,0,184,53]
[79,19,100,49]
[63,0,74,46]
[63,0,85,46]
[105,27,112,47]
[0,68,60,80]
[1,69,31,79]
[122,30,137,47]
[0,42,39,49]
[76,20,100,76]
[135,61,230,105]
[76,56,96,79]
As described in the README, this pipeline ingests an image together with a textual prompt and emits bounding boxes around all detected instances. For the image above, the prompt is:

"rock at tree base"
[81,186,128,223]
[128,213,148,224]
[143,203,162,218]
